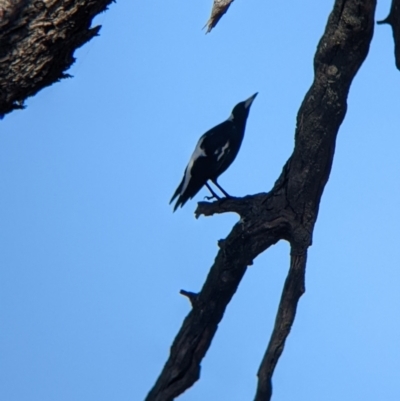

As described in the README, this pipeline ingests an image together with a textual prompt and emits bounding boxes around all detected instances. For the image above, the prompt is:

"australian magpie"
[170,92,257,211]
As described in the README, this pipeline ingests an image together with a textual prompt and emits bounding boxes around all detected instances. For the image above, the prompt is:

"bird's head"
[229,92,258,122]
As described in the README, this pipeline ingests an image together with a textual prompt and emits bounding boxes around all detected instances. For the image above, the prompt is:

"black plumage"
[170,93,257,211]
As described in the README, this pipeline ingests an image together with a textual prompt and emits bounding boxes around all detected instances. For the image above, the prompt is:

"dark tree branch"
[254,250,307,401]
[0,0,114,116]
[194,193,270,218]
[146,1,376,400]
[146,209,288,401]
[377,0,400,70]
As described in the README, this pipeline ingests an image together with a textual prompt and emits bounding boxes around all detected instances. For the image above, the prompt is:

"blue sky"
[1,1,399,400]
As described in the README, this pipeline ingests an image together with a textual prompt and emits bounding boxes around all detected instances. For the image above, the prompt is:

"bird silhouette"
[170,93,257,211]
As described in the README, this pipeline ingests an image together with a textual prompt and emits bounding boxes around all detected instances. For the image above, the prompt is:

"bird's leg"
[204,182,221,200]
[212,180,232,198]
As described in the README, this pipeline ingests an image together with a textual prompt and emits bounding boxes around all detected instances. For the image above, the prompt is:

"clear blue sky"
[1,1,399,400]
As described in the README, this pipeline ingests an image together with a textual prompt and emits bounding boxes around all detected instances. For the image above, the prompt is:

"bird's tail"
[170,179,184,212]
[173,180,206,211]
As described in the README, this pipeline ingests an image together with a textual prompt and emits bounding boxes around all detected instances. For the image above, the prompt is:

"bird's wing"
[201,121,233,154]
[170,174,184,204]
[170,135,209,210]
[201,121,236,176]
[180,135,207,195]
[170,121,235,210]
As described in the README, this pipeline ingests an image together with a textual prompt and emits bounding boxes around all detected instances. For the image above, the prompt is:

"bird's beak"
[244,92,258,109]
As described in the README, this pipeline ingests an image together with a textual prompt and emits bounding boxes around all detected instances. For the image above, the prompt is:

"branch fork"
[147,0,377,400]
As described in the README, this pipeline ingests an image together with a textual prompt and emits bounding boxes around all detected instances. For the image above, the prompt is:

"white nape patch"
[181,137,206,194]
[217,141,230,161]
[228,113,234,121]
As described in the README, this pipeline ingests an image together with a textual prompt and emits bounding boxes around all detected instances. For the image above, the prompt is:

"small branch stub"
[377,0,400,70]
[180,289,198,306]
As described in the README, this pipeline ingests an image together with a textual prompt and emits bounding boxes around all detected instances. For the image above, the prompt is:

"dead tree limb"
[0,0,114,116]
[377,0,400,70]
[254,250,307,401]
[204,0,235,33]
[146,0,376,400]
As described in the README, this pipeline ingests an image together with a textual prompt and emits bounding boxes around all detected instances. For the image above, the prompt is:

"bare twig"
[377,0,400,70]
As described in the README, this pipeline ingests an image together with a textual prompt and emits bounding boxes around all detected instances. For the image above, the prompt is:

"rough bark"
[377,0,400,70]
[0,0,114,116]
[146,1,376,400]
